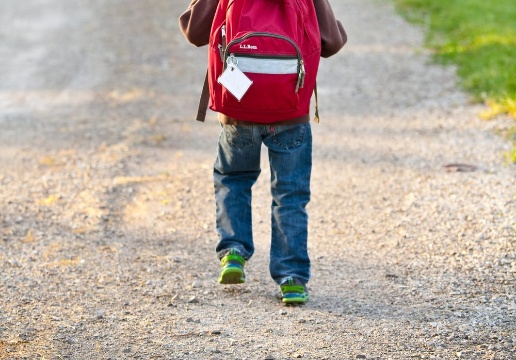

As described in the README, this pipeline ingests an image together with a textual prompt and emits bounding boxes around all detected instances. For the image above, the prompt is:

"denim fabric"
[214,122,312,285]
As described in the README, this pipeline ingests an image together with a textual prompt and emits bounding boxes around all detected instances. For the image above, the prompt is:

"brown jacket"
[179,0,347,125]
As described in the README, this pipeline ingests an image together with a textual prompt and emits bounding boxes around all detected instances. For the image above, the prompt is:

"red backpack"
[196,0,321,123]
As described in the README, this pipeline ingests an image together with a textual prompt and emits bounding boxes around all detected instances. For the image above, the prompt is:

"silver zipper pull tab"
[295,60,305,93]
[219,25,227,62]
[218,44,224,61]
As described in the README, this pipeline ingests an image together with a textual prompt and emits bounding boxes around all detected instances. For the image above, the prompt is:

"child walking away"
[179,0,346,304]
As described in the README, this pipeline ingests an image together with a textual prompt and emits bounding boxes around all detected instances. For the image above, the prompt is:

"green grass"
[393,0,516,119]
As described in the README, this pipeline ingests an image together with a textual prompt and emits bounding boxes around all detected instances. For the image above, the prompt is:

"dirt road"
[1,0,515,359]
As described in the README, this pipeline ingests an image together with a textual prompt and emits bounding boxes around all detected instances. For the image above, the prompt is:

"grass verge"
[393,0,516,163]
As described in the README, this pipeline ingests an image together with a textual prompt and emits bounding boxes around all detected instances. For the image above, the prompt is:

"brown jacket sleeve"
[178,0,218,47]
[314,0,347,57]
[179,0,346,56]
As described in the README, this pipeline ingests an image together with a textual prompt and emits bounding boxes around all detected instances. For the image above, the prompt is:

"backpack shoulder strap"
[196,69,209,122]
[313,82,319,123]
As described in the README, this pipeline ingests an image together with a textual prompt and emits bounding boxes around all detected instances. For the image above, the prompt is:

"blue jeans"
[214,122,312,285]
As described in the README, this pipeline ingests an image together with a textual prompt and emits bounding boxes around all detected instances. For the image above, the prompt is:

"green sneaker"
[280,277,309,304]
[218,249,245,284]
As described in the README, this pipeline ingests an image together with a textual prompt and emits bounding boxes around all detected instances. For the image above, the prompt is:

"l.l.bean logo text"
[239,44,258,50]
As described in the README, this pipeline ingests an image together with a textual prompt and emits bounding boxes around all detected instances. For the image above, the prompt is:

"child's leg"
[214,124,262,261]
[263,123,312,284]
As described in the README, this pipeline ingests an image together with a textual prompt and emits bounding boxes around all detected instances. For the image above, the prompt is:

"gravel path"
[1,0,515,359]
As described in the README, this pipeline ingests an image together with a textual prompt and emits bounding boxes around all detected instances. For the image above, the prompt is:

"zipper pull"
[221,25,227,49]
[295,60,305,93]
[218,44,224,62]
[219,25,227,62]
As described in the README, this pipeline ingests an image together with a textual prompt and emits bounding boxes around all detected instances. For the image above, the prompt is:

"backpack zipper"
[223,32,305,93]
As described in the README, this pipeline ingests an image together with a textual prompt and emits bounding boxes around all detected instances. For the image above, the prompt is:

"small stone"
[188,296,199,303]
[192,281,202,289]
[279,309,287,315]
[265,355,275,360]
[356,356,367,359]
[97,310,105,319]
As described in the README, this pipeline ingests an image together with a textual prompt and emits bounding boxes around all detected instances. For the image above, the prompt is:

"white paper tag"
[217,64,253,102]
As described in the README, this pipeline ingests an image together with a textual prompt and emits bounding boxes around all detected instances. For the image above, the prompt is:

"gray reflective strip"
[235,57,298,74]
